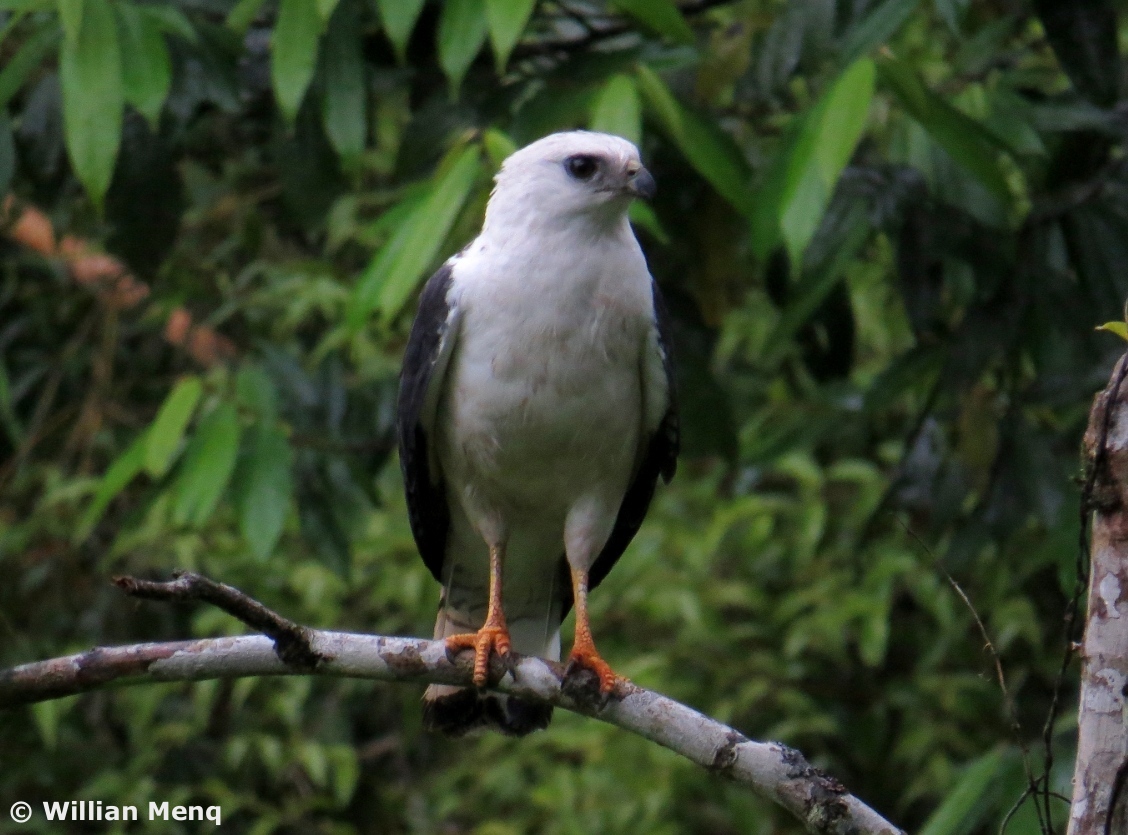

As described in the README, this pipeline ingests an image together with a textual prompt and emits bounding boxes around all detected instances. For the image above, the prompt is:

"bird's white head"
[482,131,655,237]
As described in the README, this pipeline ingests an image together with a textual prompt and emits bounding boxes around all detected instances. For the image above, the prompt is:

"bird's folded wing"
[397,262,461,582]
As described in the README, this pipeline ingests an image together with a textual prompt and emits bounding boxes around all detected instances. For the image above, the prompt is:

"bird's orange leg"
[444,542,511,687]
[565,566,622,694]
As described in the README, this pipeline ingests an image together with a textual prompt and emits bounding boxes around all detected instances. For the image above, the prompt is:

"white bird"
[397,131,678,735]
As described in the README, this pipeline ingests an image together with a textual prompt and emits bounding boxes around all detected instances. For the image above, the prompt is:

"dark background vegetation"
[2,0,1126,831]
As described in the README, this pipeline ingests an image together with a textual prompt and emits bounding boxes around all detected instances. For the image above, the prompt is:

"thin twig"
[1001,785,1035,835]
[113,571,325,669]
[900,522,1045,833]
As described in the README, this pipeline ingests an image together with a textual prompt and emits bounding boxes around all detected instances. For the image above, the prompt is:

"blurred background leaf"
[271,0,322,121]
[58,0,121,208]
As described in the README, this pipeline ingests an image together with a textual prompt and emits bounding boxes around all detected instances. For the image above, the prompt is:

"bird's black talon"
[562,658,595,689]
[562,663,611,708]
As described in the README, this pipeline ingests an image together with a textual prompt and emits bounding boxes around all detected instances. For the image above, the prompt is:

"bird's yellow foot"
[445,622,511,687]
[565,644,623,694]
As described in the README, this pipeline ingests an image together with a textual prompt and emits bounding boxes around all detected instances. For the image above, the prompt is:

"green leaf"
[1096,321,1128,341]
[610,0,693,44]
[144,376,203,477]
[751,60,874,264]
[373,0,424,63]
[437,0,487,96]
[482,127,516,170]
[59,0,123,209]
[76,431,147,540]
[878,55,1011,202]
[235,425,293,560]
[590,73,641,145]
[172,402,242,526]
[136,3,196,42]
[349,143,482,326]
[839,0,919,64]
[919,749,1005,835]
[321,0,366,162]
[315,0,338,24]
[636,64,753,216]
[778,57,874,267]
[0,24,59,109]
[982,86,1046,157]
[236,363,278,422]
[225,0,265,34]
[272,0,322,122]
[56,0,82,42]
[484,0,534,72]
[116,0,172,127]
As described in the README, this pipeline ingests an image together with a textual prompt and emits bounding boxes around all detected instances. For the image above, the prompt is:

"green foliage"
[116,1,173,128]
[144,376,202,478]
[437,0,488,96]
[271,0,323,121]
[590,74,642,145]
[348,142,483,325]
[2,0,1123,832]
[878,55,1012,202]
[637,64,754,217]
[320,0,367,164]
[485,0,535,73]
[372,0,425,63]
[611,0,694,45]
[171,402,240,527]
[235,424,294,561]
[58,0,122,209]
[1097,321,1128,341]
[756,57,875,267]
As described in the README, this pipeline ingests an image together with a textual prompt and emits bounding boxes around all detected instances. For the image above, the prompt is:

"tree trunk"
[1071,358,1128,835]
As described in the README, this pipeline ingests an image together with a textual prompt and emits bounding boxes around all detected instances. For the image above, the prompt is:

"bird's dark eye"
[564,155,599,181]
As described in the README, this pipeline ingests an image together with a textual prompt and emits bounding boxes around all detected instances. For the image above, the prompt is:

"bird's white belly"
[438,302,643,529]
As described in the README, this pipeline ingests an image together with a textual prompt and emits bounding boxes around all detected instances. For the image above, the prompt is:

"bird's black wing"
[398,263,459,582]
[586,279,680,597]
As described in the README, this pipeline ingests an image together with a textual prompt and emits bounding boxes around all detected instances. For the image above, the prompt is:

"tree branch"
[111,571,325,668]
[0,575,903,835]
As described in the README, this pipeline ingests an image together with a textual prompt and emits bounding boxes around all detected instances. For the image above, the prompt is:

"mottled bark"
[1072,358,1128,835]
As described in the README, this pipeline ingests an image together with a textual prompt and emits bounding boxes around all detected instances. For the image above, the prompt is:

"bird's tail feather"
[423,604,560,736]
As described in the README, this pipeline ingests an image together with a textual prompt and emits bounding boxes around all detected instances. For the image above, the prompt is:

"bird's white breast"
[436,224,653,530]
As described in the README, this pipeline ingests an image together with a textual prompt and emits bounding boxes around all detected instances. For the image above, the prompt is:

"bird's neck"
[479,205,632,250]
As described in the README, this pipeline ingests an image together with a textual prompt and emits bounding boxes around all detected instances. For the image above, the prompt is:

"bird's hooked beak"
[625,165,656,200]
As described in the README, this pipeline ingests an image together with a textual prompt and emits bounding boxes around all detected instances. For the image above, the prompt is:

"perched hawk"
[397,131,678,735]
